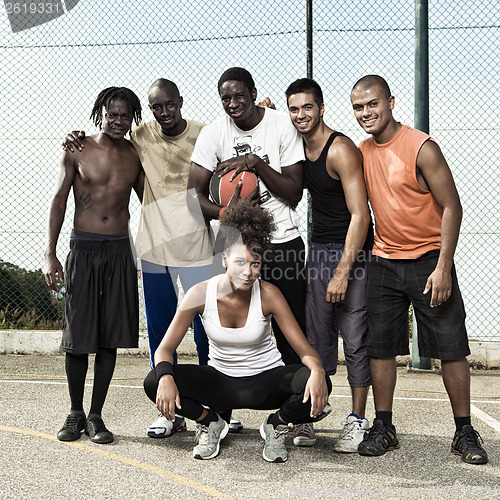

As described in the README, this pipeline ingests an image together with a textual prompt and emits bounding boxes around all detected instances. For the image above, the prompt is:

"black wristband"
[155,361,175,381]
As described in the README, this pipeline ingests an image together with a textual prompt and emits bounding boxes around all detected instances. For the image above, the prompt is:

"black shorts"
[61,239,139,354]
[367,250,470,360]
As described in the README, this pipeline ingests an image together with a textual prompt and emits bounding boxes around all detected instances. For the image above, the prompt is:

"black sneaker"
[358,418,399,456]
[85,417,114,444]
[451,425,488,464]
[57,413,86,441]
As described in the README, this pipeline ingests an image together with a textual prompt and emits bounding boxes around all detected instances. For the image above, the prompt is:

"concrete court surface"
[0,353,499,500]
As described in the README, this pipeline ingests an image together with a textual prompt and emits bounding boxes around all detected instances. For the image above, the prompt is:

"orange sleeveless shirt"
[360,124,442,259]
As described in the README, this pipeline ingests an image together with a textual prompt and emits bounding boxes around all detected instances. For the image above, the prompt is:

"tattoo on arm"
[75,191,92,218]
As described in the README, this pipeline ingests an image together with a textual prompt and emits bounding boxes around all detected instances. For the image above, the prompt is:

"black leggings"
[144,364,332,424]
[65,348,117,416]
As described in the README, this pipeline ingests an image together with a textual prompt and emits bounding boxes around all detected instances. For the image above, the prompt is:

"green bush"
[0,260,63,329]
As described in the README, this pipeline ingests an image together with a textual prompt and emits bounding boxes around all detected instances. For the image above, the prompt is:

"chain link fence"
[0,1,498,340]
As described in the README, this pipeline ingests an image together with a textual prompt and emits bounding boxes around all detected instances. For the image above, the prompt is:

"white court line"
[2,379,500,434]
[330,393,500,405]
[0,379,142,389]
[2,379,500,406]
[471,404,500,433]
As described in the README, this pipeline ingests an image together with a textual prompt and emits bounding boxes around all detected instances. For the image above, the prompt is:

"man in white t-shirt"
[188,67,307,368]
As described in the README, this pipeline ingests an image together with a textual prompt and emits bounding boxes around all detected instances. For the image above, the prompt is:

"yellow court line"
[0,425,236,500]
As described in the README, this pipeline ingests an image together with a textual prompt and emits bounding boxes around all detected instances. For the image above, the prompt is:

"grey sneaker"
[259,415,289,463]
[193,414,229,460]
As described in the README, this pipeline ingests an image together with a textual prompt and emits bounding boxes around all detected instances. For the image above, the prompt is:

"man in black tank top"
[285,78,373,452]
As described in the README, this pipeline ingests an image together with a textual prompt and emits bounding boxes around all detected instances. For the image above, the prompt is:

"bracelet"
[219,206,226,217]
[155,361,175,381]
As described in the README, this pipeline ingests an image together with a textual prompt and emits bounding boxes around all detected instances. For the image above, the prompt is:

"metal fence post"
[306,0,313,246]
[413,0,432,370]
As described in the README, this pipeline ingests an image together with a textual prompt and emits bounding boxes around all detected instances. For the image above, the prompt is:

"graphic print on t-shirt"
[231,135,271,204]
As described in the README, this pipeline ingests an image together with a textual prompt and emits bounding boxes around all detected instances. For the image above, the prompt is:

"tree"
[0,259,63,329]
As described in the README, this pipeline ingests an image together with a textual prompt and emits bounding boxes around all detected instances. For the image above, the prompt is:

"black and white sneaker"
[451,425,488,464]
[357,418,399,456]
[228,418,244,434]
[147,414,187,438]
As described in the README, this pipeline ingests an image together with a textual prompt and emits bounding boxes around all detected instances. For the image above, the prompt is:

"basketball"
[209,170,259,206]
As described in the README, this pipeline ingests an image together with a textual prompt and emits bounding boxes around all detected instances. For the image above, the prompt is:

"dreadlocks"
[90,87,142,130]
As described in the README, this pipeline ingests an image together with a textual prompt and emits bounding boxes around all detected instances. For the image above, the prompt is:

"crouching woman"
[144,201,331,462]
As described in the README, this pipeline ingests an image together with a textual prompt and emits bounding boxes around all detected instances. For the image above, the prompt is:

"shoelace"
[196,424,209,442]
[296,422,314,436]
[196,423,222,445]
[64,414,83,429]
[463,428,484,448]
[271,427,288,443]
[337,420,358,439]
[88,418,107,433]
[366,422,386,440]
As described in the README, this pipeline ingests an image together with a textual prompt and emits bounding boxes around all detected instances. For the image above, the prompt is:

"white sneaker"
[333,415,369,453]
[147,414,186,438]
[293,422,317,446]
[193,414,229,460]
[229,418,244,433]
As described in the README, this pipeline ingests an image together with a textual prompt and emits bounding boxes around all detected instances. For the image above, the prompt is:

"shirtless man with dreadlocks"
[44,87,144,444]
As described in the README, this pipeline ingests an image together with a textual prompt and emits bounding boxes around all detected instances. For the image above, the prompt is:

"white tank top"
[202,275,284,377]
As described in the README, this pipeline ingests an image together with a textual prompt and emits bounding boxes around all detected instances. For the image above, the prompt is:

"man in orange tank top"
[349,75,488,464]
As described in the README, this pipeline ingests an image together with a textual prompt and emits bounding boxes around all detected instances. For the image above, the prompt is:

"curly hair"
[219,201,276,259]
[90,87,142,130]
